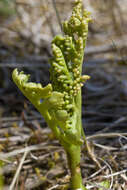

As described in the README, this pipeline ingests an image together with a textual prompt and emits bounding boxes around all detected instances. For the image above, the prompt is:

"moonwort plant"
[12,0,91,189]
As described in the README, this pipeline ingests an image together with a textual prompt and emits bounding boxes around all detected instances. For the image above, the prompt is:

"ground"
[0,0,127,189]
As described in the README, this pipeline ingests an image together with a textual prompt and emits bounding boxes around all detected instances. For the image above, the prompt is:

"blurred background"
[0,0,127,134]
[0,0,127,189]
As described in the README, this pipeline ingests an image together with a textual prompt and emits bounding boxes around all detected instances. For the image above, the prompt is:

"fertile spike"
[12,1,91,189]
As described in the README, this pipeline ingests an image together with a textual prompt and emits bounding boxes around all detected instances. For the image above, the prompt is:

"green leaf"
[12,69,52,100]
[99,180,110,190]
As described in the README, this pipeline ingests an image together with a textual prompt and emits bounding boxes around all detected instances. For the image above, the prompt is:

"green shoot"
[12,0,91,189]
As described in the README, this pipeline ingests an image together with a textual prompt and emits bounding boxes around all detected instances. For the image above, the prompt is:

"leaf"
[12,69,52,100]
[99,180,110,190]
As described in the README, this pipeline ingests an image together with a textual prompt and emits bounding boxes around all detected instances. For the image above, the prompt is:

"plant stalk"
[64,144,87,190]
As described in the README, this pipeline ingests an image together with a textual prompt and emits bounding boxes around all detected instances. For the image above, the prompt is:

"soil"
[0,0,127,189]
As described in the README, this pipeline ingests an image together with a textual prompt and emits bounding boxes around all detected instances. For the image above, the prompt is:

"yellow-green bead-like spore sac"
[50,0,91,116]
[12,0,91,153]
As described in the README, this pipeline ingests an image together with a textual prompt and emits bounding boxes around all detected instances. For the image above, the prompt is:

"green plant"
[12,0,91,189]
[0,160,4,190]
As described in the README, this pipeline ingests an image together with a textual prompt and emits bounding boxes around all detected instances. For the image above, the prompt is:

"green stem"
[64,144,87,190]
